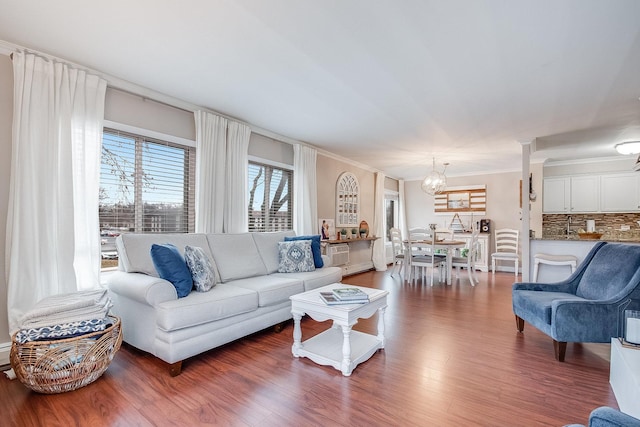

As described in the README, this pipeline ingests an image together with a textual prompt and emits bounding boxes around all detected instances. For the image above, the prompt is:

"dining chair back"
[389,227,405,277]
[408,234,443,286]
[491,228,519,276]
[451,228,480,285]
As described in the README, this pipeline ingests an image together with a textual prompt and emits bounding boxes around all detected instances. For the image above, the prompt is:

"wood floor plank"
[0,270,619,426]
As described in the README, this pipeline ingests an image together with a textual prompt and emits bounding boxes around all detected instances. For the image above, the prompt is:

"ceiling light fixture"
[615,141,640,155]
[421,157,448,196]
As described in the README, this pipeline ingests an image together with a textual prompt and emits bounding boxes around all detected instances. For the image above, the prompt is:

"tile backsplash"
[542,213,640,240]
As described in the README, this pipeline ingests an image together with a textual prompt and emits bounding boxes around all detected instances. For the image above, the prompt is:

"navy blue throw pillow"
[150,243,193,298]
[284,235,323,268]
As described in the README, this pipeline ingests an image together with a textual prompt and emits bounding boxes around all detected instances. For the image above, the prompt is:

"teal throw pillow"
[285,235,324,268]
[150,243,193,298]
[278,240,315,273]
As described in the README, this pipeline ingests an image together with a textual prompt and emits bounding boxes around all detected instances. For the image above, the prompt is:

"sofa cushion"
[577,244,640,300]
[207,233,268,282]
[184,245,218,292]
[117,233,211,276]
[272,266,343,291]
[252,230,296,274]
[156,284,258,331]
[512,290,581,325]
[285,235,324,268]
[150,244,193,298]
[278,240,315,273]
[227,275,304,307]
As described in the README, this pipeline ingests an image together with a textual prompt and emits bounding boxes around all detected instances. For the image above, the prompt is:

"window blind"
[99,128,195,237]
[248,161,293,232]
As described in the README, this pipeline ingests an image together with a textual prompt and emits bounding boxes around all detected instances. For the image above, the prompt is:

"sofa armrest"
[321,254,331,267]
[551,299,620,342]
[106,271,177,306]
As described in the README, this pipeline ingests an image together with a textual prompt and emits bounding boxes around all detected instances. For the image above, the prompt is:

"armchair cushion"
[512,290,580,329]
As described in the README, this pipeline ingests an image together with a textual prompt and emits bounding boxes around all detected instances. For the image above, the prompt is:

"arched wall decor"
[336,172,359,227]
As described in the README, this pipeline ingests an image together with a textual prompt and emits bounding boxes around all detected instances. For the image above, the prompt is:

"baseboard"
[0,341,11,367]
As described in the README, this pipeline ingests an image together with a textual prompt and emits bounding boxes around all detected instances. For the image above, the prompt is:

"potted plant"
[359,228,367,238]
[351,228,358,239]
[340,228,347,240]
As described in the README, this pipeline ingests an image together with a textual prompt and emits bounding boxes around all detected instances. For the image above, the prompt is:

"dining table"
[403,239,467,285]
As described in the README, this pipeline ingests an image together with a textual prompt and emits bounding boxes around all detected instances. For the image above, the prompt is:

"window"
[248,160,293,232]
[99,128,195,266]
[385,191,399,241]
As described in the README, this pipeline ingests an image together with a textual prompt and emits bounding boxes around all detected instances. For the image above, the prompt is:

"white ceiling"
[1,0,639,179]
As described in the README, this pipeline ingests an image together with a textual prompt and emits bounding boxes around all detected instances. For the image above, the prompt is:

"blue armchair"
[512,242,640,361]
[565,406,640,427]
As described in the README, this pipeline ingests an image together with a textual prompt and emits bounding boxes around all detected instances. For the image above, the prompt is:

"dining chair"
[389,227,405,277]
[408,235,443,286]
[491,228,519,276]
[451,228,480,285]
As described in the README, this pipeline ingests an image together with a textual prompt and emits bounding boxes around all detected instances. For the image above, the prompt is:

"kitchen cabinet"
[570,176,599,212]
[543,177,570,213]
[543,175,599,213]
[600,173,640,212]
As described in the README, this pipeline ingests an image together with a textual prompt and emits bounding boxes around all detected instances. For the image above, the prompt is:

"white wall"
[404,164,544,238]
[316,154,376,274]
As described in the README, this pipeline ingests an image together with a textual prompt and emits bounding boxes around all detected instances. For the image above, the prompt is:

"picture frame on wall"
[319,219,335,240]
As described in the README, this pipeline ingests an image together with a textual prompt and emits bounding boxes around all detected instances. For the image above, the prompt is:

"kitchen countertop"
[535,236,640,243]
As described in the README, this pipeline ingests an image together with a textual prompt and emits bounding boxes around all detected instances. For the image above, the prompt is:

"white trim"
[543,155,627,167]
[103,120,196,148]
[0,342,11,366]
[248,155,292,171]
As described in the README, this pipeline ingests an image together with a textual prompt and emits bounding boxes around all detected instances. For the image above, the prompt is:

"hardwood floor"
[1,270,618,426]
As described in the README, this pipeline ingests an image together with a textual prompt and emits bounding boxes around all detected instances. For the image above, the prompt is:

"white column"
[519,140,534,282]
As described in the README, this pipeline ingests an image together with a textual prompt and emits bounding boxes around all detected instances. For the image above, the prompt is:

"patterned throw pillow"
[184,245,217,292]
[277,240,315,273]
[284,235,324,268]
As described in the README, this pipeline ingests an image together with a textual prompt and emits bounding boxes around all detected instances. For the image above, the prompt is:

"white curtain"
[225,121,251,233]
[293,144,317,235]
[398,179,408,239]
[194,111,250,233]
[194,111,227,233]
[6,52,106,333]
[372,172,387,271]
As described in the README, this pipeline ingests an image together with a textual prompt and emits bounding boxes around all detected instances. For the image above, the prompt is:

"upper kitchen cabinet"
[600,173,640,212]
[543,177,570,213]
[543,175,599,213]
[570,175,599,212]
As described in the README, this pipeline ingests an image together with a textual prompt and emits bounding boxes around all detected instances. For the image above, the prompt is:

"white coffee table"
[290,283,388,376]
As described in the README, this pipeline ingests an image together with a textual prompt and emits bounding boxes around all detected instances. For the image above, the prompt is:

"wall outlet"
[621,225,631,231]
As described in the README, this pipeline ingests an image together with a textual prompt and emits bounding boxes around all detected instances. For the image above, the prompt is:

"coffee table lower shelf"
[295,327,383,376]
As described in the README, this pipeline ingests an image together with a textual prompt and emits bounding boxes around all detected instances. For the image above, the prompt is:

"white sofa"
[105,230,342,375]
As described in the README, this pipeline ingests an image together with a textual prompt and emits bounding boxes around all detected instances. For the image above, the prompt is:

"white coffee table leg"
[377,306,386,348]
[341,324,353,376]
[292,312,303,357]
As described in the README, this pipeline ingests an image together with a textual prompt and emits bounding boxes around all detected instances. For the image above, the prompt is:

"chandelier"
[421,157,448,196]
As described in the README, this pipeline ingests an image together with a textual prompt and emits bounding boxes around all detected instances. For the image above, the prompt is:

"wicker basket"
[10,316,122,394]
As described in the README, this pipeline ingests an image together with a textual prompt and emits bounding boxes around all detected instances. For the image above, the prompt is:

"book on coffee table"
[332,288,369,301]
[319,292,368,305]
